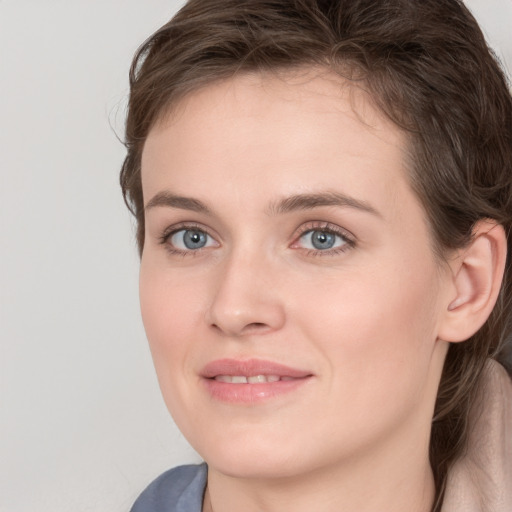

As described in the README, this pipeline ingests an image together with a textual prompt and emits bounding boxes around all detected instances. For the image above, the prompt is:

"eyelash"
[159,223,216,257]
[292,221,355,257]
[158,221,356,257]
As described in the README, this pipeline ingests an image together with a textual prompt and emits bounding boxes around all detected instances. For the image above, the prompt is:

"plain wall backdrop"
[0,2,510,511]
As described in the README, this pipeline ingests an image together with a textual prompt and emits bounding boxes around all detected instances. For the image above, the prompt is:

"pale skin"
[139,69,506,512]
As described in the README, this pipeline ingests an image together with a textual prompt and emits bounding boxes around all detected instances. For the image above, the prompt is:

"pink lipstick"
[200,358,313,403]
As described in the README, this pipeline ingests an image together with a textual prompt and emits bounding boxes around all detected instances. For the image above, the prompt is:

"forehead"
[141,69,410,219]
[147,68,405,152]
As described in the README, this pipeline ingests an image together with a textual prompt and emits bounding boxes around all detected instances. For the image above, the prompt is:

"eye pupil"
[183,230,207,249]
[311,231,335,250]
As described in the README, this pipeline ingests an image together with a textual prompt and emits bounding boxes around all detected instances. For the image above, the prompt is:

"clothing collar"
[442,359,512,511]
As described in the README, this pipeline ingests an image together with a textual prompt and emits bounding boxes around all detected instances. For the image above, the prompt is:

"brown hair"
[120,0,512,509]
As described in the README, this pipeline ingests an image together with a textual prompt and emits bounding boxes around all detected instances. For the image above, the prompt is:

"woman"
[121,0,512,510]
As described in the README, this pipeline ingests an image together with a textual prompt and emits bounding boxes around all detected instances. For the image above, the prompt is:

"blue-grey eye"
[170,229,214,250]
[299,230,346,251]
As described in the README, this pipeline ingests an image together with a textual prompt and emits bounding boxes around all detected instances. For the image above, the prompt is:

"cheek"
[296,258,441,408]
[138,261,212,436]
[139,261,199,386]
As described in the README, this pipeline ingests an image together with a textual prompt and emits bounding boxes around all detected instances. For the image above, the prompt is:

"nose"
[206,251,286,337]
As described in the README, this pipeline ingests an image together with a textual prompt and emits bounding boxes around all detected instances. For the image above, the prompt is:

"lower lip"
[202,377,311,404]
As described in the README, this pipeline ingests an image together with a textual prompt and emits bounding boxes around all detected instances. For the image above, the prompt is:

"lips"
[214,375,284,383]
[200,358,313,403]
[201,358,311,379]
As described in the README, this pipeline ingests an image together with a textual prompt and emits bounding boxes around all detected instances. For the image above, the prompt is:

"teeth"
[214,374,283,384]
[214,375,233,383]
[248,375,266,384]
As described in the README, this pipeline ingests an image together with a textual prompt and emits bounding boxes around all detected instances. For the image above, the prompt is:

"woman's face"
[139,70,452,479]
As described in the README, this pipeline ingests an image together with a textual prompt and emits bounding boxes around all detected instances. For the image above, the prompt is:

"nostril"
[210,321,272,337]
[249,322,267,329]
[242,322,271,335]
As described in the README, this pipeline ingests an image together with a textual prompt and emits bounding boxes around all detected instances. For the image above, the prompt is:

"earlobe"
[438,220,507,343]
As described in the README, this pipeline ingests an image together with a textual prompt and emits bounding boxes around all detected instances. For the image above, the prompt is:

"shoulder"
[130,463,208,512]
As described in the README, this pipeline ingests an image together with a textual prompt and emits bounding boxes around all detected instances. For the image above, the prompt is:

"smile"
[214,375,297,383]
[201,359,313,403]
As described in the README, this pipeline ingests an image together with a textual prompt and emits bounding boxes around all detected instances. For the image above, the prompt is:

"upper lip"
[201,358,312,379]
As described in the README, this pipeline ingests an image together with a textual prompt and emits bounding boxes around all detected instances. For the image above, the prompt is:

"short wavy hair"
[120,1,512,509]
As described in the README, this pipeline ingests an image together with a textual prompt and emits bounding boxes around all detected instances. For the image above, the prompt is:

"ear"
[438,220,507,343]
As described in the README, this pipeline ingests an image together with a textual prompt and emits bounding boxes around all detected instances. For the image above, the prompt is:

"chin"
[191,428,309,479]
[206,451,306,480]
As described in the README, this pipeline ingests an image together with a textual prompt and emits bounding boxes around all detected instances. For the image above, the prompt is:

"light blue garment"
[131,464,207,512]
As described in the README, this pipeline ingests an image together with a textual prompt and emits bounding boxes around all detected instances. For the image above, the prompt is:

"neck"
[203,441,435,512]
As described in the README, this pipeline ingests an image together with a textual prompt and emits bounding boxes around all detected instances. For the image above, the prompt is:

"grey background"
[1,1,510,511]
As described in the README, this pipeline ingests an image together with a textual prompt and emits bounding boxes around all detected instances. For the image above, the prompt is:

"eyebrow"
[144,190,381,218]
[145,191,211,214]
[268,192,381,217]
